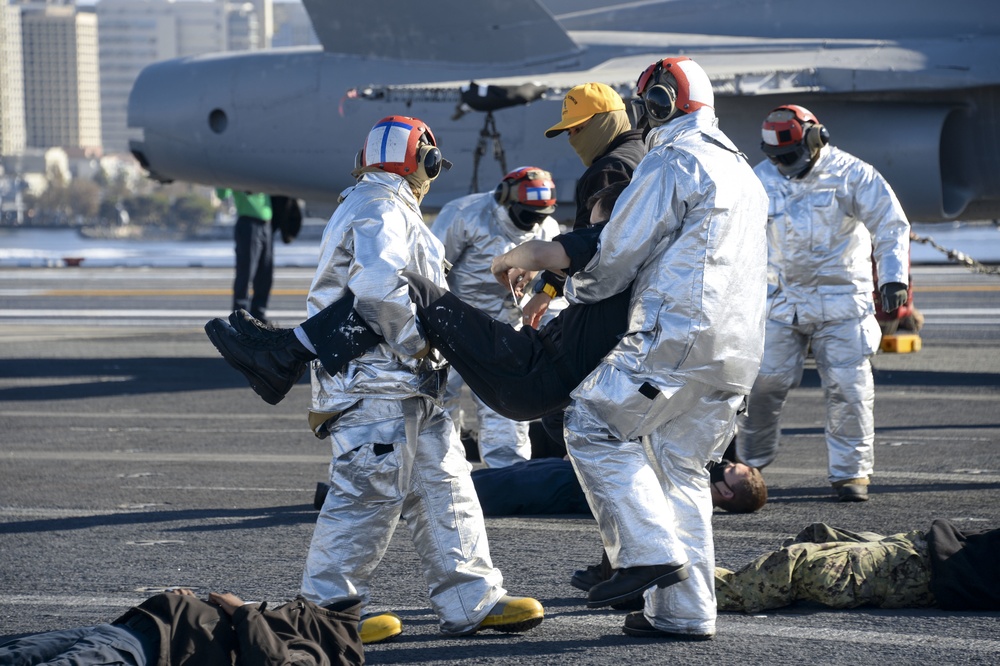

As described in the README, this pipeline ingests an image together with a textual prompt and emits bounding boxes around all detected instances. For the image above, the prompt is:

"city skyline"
[0,0,317,168]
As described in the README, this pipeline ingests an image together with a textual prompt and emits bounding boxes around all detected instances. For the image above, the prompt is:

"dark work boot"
[232,296,381,378]
[229,308,281,334]
[571,549,613,592]
[204,318,314,405]
[587,563,689,608]
[622,612,714,640]
[571,564,605,592]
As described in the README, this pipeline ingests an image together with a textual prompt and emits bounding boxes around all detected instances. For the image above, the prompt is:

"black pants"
[233,215,273,319]
[302,272,630,422]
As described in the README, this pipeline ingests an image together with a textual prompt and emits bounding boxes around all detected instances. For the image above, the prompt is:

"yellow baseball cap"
[544,82,626,138]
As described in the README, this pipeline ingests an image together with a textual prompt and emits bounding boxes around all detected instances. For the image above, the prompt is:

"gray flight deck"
[1,264,998,664]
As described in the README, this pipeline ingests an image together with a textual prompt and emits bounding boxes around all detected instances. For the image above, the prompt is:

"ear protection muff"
[804,123,830,153]
[493,178,513,206]
[416,143,445,181]
[636,60,678,124]
[643,82,677,123]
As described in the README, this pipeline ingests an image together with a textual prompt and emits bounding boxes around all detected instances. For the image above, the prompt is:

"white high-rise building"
[0,0,26,155]
[249,0,271,49]
[20,4,101,153]
[227,2,260,53]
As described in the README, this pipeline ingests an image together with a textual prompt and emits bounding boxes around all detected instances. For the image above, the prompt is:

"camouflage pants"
[715,523,936,612]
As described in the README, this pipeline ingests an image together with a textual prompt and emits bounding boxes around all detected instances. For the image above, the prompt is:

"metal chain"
[909,230,1000,276]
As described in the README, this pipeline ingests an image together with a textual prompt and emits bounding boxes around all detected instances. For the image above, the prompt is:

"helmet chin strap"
[404,172,432,204]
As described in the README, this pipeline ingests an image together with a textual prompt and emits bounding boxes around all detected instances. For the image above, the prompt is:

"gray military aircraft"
[127,0,1000,222]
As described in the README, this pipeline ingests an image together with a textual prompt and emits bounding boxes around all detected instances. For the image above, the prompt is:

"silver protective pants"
[301,396,505,635]
[442,374,531,469]
[737,315,880,483]
[565,375,743,635]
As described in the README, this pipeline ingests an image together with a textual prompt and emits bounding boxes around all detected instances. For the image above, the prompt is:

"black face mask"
[508,204,547,231]
[709,461,732,485]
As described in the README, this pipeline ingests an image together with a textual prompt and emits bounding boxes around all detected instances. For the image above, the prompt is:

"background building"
[271,0,316,48]
[20,3,101,152]
[96,0,241,154]
[0,0,26,155]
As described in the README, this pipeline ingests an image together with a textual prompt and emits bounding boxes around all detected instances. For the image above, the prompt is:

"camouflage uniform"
[715,523,936,612]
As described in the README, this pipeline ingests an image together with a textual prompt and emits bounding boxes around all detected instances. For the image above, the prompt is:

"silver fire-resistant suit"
[563,109,768,636]
[736,145,910,484]
[431,192,561,467]
[300,171,506,635]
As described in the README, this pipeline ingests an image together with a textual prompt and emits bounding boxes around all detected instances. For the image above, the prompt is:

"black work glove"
[879,282,908,314]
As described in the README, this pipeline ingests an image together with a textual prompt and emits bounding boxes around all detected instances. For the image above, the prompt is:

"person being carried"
[0,588,363,666]
[716,519,1000,612]
[431,167,562,468]
[204,183,632,424]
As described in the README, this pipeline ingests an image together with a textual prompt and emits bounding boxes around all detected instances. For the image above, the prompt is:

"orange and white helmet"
[760,104,829,177]
[359,115,450,180]
[493,166,557,230]
[633,56,714,127]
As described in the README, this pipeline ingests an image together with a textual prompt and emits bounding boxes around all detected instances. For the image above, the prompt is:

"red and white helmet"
[493,166,557,230]
[359,115,449,180]
[633,56,714,126]
[493,166,557,213]
[760,104,829,177]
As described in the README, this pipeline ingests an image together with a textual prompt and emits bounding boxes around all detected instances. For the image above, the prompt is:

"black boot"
[586,563,689,608]
[571,549,613,592]
[205,318,314,405]
[230,293,382,378]
[229,308,281,334]
[622,612,714,640]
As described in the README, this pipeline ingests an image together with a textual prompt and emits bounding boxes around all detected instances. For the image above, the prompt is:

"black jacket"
[926,519,1000,610]
[571,128,646,230]
[115,593,363,666]
[540,129,646,295]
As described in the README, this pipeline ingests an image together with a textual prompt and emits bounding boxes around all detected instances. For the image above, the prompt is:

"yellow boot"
[359,611,403,644]
[476,595,544,633]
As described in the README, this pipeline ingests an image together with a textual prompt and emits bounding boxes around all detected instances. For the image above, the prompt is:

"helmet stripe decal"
[367,119,414,165]
[525,186,552,201]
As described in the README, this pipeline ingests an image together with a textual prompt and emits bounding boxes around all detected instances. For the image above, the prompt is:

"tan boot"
[832,477,870,502]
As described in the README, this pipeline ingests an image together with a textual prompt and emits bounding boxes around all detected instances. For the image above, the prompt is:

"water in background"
[1,221,998,269]
[0,226,323,268]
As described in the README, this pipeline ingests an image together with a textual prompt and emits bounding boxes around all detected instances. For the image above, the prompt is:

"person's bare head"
[586,181,629,225]
[710,461,767,513]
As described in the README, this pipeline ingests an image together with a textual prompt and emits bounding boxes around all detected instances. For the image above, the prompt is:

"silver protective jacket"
[566,109,769,396]
[754,145,910,324]
[308,171,448,413]
[431,192,560,324]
